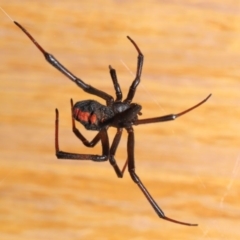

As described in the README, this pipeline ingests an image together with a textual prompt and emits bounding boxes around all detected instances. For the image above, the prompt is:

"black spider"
[14,21,211,226]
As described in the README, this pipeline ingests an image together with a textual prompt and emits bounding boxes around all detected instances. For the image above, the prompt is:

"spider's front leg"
[55,108,109,161]
[126,127,198,226]
[14,21,114,106]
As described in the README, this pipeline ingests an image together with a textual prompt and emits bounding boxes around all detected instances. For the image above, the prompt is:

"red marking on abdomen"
[73,108,97,124]
[90,114,97,124]
[73,108,90,122]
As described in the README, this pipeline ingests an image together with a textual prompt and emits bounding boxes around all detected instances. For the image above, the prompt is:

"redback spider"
[13,20,211,226]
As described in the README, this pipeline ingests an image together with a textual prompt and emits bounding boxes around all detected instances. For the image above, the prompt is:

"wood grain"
[1,1,240,239]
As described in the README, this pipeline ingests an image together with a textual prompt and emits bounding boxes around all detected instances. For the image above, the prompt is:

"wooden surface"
[1,1,240,239]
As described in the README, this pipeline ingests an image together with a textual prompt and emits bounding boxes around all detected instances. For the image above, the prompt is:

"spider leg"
[134,94,211,125]
[14,21,114,106]
[124,36,144,104]
[126,127,198,226]
[109,65,122,102]
[55,108,109,161]
[109,128,128,177]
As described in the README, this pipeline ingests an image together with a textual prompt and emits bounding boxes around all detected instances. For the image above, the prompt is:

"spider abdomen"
[73,100,114,130]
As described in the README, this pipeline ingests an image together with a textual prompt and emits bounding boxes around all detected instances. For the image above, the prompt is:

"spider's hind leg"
[55,104,109,161]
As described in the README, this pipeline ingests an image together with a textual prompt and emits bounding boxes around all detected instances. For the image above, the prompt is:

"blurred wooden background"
[1,1,240,239]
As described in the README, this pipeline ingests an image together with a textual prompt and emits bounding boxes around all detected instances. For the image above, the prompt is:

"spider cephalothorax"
[14,20,211,226]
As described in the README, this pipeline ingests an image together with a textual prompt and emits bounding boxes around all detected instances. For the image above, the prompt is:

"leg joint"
[129,170,140,183]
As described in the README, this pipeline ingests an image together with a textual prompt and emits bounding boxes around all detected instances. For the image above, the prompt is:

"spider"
[14,20,211,226]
